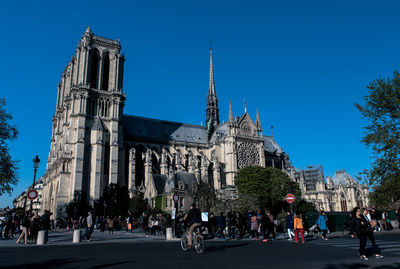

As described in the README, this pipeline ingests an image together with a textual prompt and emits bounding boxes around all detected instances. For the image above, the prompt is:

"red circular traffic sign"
[27,190,38,200]
[285,193,295,204]
[172,194,179,202]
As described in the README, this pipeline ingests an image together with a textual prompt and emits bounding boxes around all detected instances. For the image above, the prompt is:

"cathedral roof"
[262,136,284,154]
[176,172,197,194]
[331,170,356,185]
[123,115,208,144]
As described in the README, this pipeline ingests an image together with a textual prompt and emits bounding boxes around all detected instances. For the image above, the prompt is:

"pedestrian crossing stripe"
[308,239,400,251]
[379,247,400,253]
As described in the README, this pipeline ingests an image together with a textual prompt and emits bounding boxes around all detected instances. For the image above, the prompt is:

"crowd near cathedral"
[20,28,369,218]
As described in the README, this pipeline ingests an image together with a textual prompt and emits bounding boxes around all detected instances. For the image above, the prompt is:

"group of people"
[350,207,384,260]
[174,208,281,242]
[0,210,52,245]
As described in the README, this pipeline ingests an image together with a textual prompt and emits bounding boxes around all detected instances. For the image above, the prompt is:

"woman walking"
[351,207,383,261]
[293,213,305,243]
[316,211,329,240]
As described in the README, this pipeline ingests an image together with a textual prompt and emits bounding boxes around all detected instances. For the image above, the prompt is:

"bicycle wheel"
[194,235,204,254]
[180,234,189,251]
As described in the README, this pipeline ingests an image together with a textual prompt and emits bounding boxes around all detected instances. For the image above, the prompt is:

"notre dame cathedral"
[41,27,290,217]
[41,28,368,217]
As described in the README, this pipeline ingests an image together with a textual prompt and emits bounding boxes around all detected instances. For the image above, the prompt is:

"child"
[294,213,305,243]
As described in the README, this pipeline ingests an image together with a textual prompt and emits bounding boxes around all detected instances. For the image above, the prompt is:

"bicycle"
[180,228,205,254]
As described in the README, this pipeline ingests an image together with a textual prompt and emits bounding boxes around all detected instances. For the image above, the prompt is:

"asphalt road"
[1,232,400,269]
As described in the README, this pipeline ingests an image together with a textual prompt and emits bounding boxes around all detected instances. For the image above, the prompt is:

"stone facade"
[294,166,369,212]
[41,29,290,217]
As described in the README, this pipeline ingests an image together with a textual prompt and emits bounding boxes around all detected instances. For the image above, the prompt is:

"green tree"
[355,70,400,209]
[0,98,18,195]
[235,166,304,214]
[94,183,130,217]
[128,194,148,217]
[195,182,216,211]
[65,191,92,218]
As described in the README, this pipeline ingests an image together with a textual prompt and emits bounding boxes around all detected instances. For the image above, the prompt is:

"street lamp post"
[29,155,40,216]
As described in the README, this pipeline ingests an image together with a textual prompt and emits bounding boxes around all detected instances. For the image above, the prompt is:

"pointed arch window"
[102,52,110,91]
[89,49,99,89]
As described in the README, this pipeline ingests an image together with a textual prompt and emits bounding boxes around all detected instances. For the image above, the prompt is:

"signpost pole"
[172,193,179,238]
[285,193,295,214]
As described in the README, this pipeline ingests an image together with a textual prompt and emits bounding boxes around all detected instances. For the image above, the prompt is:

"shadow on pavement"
[0,258,87,269]
[322,262,400,269]
[0,258,133,269]
[87,261,132,269]
[206,242,248,253]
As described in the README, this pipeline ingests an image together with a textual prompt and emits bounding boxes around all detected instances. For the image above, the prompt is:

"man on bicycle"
[187,203,202,248]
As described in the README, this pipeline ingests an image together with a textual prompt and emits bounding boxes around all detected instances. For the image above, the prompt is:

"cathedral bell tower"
[45,27,125,211]
[206,46,219,139]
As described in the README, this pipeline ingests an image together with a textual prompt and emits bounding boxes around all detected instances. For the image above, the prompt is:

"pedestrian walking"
[208,213,217,239]
[351,207,383,261]
[250,213,259,240]
[286,211,295,240]
[29,212,40,242]
[265,211,276,241]
[216,212,226,240]
[16,212,30,245]
[0,213,5,239]
[294,213,305,243]
[316,211,329,240]
[107,216,114,234]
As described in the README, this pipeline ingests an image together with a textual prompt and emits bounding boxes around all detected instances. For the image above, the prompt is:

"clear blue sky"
[1,0,400,207]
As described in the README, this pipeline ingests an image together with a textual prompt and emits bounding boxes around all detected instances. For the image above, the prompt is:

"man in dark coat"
[216,212,226,240]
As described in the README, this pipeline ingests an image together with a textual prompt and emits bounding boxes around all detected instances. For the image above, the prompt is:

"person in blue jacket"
[286,211,294,240]
[316,211,329,240]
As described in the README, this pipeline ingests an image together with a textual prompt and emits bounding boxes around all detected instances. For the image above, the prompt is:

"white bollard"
[73,229,81,243]
[166,227,173,240]
[37,230,46,245]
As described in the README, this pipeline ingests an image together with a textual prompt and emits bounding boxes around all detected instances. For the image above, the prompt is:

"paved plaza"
[1,230,400,268]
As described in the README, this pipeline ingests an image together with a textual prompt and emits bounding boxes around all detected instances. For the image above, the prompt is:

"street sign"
[172,194,179,202]
[285,193,295,204]
[27,190,38,200]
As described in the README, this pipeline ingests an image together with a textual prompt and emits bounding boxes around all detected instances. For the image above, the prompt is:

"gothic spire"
[83,26,93,37]
[206,44,219,135]
[256,106,262,132]
[208,44,217,97]
[229,100,233,123]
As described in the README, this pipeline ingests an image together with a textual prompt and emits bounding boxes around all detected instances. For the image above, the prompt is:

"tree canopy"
[0,98,18,195]
[235,166,309,214]
[94,183,130,217]
[355,70,400,209]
